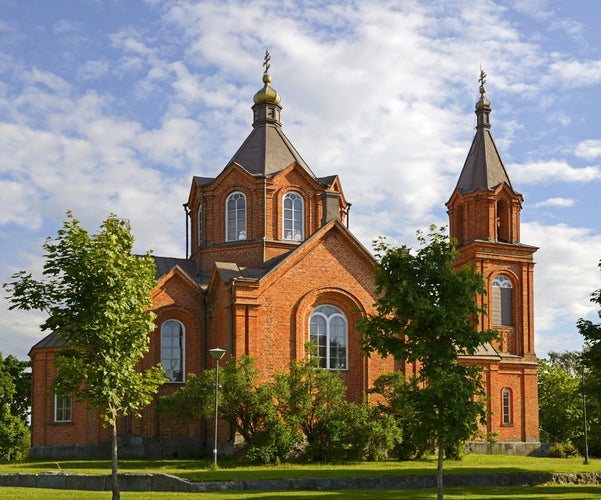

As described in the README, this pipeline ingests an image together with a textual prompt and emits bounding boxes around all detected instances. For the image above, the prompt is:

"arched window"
[502,388,512,425]
[492,275,513,326]
[197,202,203,246]
[309,305,347,370]
[283,192,304,241]
[496,200,510,242]
[226,192,247,241]
[161,320,185,382]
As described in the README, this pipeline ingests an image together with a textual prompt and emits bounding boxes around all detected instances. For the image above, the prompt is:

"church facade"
[28,61,539,459]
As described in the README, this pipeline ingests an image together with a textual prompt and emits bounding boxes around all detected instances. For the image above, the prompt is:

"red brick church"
[28,60,539,458]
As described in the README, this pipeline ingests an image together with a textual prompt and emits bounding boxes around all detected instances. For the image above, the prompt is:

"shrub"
[548,441,580,458]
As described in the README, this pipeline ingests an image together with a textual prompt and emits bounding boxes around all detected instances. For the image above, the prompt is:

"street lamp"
[209,348,226,467]
[582,370,589,465]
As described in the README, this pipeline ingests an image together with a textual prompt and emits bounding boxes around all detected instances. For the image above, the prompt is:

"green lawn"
[1,485,601,499]
[1,454,600,499]
[0,454,598,482]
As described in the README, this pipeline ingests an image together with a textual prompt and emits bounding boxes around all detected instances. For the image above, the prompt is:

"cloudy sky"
[2,0,601,360]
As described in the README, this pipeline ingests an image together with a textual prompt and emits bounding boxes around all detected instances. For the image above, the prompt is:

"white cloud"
[509,160,601,184]
[548,58,601,87]
[523,222,601,354]
[533,197,574,208]
[77,60,110,81]
[575,139,601,160]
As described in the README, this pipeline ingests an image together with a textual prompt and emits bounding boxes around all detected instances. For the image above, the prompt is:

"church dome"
[253,51,281,104]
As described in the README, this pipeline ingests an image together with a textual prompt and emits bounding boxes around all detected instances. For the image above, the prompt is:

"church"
[28,56,540,458]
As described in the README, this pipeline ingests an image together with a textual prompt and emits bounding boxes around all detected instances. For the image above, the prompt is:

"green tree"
[538,353,582,444]
[3,212,166,499]
[578,259,601,456]
[274,344,352,462]
[370,371,430,460]
[579,258,601,392]
[0,353,30,461]
[359,226,497,499]
[161,355,299,464]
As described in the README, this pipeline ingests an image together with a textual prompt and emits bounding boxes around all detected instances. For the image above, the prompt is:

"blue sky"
[2,0,601,360]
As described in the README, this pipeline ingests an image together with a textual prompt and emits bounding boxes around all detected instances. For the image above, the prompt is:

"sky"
[1,0,601,361]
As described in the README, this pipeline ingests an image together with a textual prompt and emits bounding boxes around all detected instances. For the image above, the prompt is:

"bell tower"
[447,71,539,442]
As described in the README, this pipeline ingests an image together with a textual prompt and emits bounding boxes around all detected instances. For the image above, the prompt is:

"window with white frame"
[161,319,185,382]
[502,388,512,425]
[492,274,513,326]
[226,192,247,241]
[54,393,72,422]
[283,191,304,241]
[309,305,348,370]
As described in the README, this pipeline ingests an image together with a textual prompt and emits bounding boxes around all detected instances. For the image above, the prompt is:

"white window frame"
[502,388,512,425]
[283,191,304,241]
[161,319,185,383]
[492,274,513,326]
[54,393,72,423]
[309,305,348,370]
[226,191,247,241]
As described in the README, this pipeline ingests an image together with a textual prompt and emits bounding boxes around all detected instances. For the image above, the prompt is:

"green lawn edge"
[0,454,597,483]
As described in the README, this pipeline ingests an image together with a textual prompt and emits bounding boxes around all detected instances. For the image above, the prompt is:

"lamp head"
[209,348,226,361]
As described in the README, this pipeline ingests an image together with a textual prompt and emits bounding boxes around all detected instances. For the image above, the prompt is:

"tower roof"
[228,51,316,178]
[454,70,513,194]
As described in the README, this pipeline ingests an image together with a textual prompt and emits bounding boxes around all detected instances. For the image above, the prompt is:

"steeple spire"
[453,69,511,194]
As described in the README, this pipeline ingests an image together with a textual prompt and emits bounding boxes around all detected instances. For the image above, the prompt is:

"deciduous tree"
[359,226,497,499]
[4,212,165,499]
[0,353,30,461]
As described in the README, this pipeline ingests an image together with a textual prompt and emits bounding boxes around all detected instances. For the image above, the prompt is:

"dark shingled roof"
[152,255,205,285]
[455,86,513,194]
[459,342,502,361]
[29,331,68,352]
[228,120,315,178]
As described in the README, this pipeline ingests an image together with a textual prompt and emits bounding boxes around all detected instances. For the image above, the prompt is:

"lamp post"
[582,370,589,465]
[209,348,226,467]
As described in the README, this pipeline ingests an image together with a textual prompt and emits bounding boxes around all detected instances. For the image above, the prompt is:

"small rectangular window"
[55,394,72,422]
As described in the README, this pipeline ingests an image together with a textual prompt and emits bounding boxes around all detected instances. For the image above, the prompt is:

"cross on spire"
[263,50,271,77]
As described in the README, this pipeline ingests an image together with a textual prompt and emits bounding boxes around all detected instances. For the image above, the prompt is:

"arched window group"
[492,274,513,326]
[309,305,347,370]
[161,320,185,383]
[283,192,304,241]
[226,192,247,241]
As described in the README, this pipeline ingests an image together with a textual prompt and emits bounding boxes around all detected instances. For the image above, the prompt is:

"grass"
[2,485,601,499]
[1,454,600,498]
[1,454,599,482]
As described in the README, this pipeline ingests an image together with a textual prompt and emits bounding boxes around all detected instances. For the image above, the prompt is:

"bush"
[548,441,580,458]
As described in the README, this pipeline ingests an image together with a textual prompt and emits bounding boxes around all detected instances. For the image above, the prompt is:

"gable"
[260,220,376,297]
[152,265,202,312]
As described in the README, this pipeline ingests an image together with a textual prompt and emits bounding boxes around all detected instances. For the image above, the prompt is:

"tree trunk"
[111,418,120,500]
[437,439,444,500]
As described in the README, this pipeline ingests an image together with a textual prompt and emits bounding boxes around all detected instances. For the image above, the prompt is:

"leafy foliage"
[0,353,30,461]
[538,354,583,444]
[161,355,300,464]
[162,346,402,463]
[3,212,165,498]
[579,259,601,391]
[359,226,497,498]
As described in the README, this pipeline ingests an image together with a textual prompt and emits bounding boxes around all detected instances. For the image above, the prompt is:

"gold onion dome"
[253,50,281,104]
